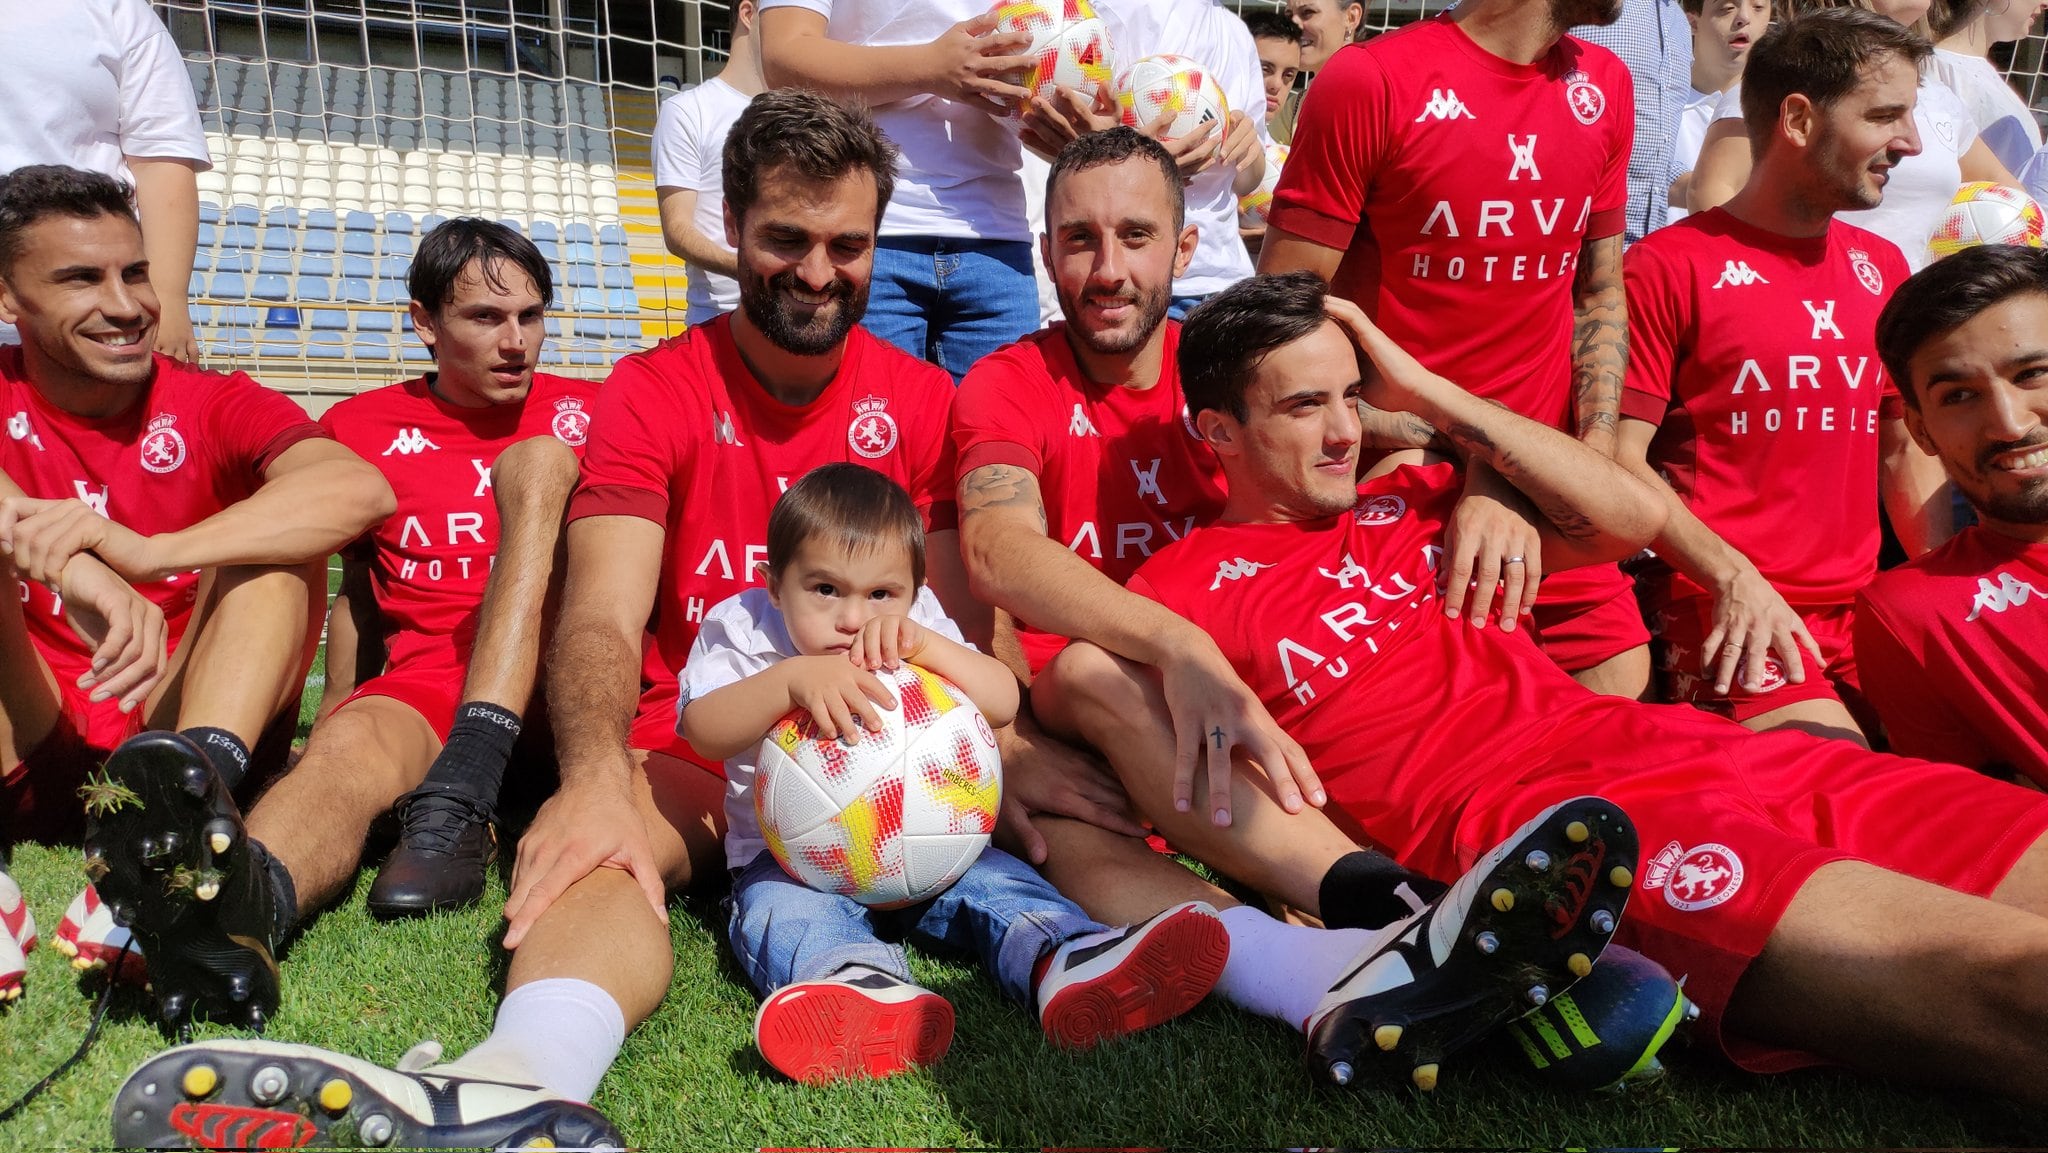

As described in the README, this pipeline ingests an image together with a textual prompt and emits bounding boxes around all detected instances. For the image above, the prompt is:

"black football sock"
[1318,850,1451,931]
[422,702,522,800]
[181,726,252,792]
[246,838,299,942]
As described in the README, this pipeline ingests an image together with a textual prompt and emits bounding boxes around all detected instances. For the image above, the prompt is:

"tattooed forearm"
[1571,233,1627,454]
[1357,402,1449,453]
[958,464,1048,531]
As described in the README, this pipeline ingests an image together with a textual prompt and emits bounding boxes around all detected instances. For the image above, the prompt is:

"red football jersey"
[1624,210,1910,606]
[953,322,1228,671]
[569,316,959,768]
[1268,15,1632,429]
[1128,461,1613,877]
[0,348,324,696]
[319,373,598,666]
[1855,527,2048,782]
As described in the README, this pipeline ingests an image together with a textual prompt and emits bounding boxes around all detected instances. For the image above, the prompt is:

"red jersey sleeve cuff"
[1266,202,1358,252]
[1586,208,1626,241]
[1879,394,1905,421]
[957,439,1042,478]
[1620,388,1670,425]
[569,483,668,525]
[251,423,328,475]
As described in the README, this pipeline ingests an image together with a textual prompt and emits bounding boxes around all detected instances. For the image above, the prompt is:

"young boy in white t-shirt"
[680,463,1228,1085]
[653,0,763,325]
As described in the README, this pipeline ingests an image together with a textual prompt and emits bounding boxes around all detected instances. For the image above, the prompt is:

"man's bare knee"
[1033,642,1150,741]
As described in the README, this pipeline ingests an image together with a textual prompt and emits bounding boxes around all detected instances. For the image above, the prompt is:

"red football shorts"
[3,679,147,844]
[341,642,468,742]
[1450,701,2048,1073]
[1531,563,1650,673]
[1645,585,1871,727]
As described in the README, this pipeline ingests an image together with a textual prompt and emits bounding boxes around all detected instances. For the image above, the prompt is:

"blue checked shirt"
[1572,0,1693,243]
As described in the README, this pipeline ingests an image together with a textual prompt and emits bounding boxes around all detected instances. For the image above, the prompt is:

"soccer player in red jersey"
[1860,245,2048,782]
[0,166,393,1019]
[1620,10,1950,744]
[1123,271,2048,1099]
[1258,0,1652,698]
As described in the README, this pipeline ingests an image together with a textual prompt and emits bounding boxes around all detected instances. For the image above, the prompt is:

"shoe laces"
[395,788,496,856]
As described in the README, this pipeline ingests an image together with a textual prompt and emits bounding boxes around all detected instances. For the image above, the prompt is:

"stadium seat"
[376,256,410,280]
[384,212,415,235]
[198,203,222,225]
[375,280,407,304]
[295,277,334,302]
[604,289,636,313]
[599,243,627,265]
[309,307,349,332]
[565,265,597,289]
[263,303,300,328]
[419,214,448,234]
[566,242,597,265]
[566,223,595,246]
[575,315,608,339]
[534,240,560,262]
[208,330,256,357]
[338,278,374,304]
[187,271,206,298]
[221,225,258,251]
[343,231,377,256]
[253,274,292,301]
[384,233,415,258]
[344,210,377,234]
[601,267,632,290]
[305,208,338,231]
[221,305,264,328]
[225,205,259,228]
[352,332,393,360]
[257,331,303,358]
[209,272,248,299]
[257,253,295,275]
[530,221,559,243]
[213,250,255,274]
[544,317,566,339]
[263,206,300,229]
[299,256,336,277]
[302,229,337,256]
[342,255,376,280]
[260,227,294,253]
[597,224,627,247]
[353,310,396,332]
[401,340,433,363]
[307,332,349,360]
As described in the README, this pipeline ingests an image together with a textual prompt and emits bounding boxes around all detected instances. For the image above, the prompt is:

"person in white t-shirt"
[1019,0,1270,316]
[0,0,210,361]
[1931,0,2047,173]
[1668,0,1768,224]
[757,0,1042,381]
[654,1,763,326]
[1689,0,2019,270]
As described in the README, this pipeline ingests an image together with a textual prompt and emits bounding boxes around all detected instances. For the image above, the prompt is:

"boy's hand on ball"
[787,655,897,743]
[849,615,928,671]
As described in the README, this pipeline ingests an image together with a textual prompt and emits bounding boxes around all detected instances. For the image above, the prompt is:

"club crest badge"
[1564,70,1606,126]
[1849,248,1884,295]
[550,397,589,447]
[139,414,187,475]
[1643,840,1744,911]
[848,395,899,460]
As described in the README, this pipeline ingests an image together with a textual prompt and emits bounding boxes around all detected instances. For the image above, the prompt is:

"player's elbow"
[1609,471,1668,550]
[338,458,397,532]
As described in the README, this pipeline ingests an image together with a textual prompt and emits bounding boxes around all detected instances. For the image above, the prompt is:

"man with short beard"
[1857,244,2048,784]
[1261,0,1652,701]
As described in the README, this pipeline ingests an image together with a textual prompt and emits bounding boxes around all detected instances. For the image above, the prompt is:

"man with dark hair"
[1856,244,2048,782]
[1620,8,1944,745]
[1118,270,2048,1100]
[0,163,393,1004]
[1245,10,1306,125]
[1260,0,1654,701]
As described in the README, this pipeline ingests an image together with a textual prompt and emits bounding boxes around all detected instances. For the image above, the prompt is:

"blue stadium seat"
[212,250,255,274]
[375,280,407,303]
[338,278,374,304]
[252,275,291,301]
[597,224,626,247]
[383,212,415,236]
[564,265,597,289]
[307,332,349,359]
[298,255,335,277]
[225,205,260,227]
[221,225,258,250]
[305,209,337,231]
[604,289,636,313]
[256,332,303,358]
[377,256,410,280]
[401,339,433,362]
[383,233,415,258]
[209,272,248,299]
[351,332,393,359]
[419,213,448,234]
[544,317,566,338]
[294,278,334,302]
[192,248,213,273]
[497,218,526,235]
[221,305,264,327]
[566,242,597,265]
[601,266,631,290]
[302,230,337,256]
[575,315,607,338]
[599,243,627,265]
[353,310,396,332]
[263,305,300,329]
[530,221,559,243]
[606,318,637,339]
[343,231,377,256]
[566,223,595,246]
[198,223,218,249]
[309,308,349,332]
[257,253,294,275]
[187,271,206,297]
[344,211,377,233]
[198,203,223,225]
[534,240,559,261]
[260,227,294,252]
[572,287,605,312]
[341,254,376,280]
[208,330,255,357]
[263,207,299,229]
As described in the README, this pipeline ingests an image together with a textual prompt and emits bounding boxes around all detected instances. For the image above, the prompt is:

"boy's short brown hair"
[765,463,927,590]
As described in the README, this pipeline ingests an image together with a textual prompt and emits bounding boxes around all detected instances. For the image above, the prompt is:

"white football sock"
[1212,904,1390,1033]
[438,977,626,1102]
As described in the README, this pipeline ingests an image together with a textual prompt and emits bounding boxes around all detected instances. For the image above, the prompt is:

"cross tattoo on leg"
[1211,726,1226,750]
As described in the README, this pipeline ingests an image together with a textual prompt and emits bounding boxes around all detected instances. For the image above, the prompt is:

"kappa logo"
[1131,458,1167,506]
[382,427,440,456]
[1069,403,1100,437]
[1967,571,2045,621]
[1712,260,1769,288]
[550,397,589,446]
[1642,840,1744,911]
[1564,70,1606,125]
[6,411,42,450]
[713,410,744,446]
[1209,557,1273,591]
[1849,248,1884,295]
[1507,134,1541,181]
[1353,494,1407,525]
[848,395,899,459]
[1803,299,1843,341]
[139,415,186,474]
[1318,552,1370,589]
[72,480,109,517]
[1413,88,1475,122]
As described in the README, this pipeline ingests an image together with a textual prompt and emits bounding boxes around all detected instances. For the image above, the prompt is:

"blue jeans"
[1167,294,1207,321]
[727,847,1104,1007]
[865,237,1039,383]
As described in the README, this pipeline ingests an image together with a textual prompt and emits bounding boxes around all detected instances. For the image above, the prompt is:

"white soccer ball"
[755,664,1003,908]
[990,0,1116,117]
[1928,180,2047,259]
[1239,141,1290,227]
[1116,54,1230,144]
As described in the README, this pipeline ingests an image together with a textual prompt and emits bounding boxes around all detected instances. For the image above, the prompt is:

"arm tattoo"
[1571,233,1627,450]
[959,464,1047,532]
[1358,401,1452,454]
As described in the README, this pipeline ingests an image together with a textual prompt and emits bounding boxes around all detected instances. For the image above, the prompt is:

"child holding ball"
[680,463,1227,1085]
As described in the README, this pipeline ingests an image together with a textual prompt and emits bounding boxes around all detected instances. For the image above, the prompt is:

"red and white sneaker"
[0,867,35,953]
[53,884,146,983]
[754,965,955,1085]
[1036,900,1230,1051]
[0,924,23,1002]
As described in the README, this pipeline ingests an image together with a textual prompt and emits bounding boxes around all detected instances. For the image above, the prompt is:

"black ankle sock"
[247,839,298,942]
[424,702,522,799]
[181,726,251,792]
[1318,850,1451,931]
